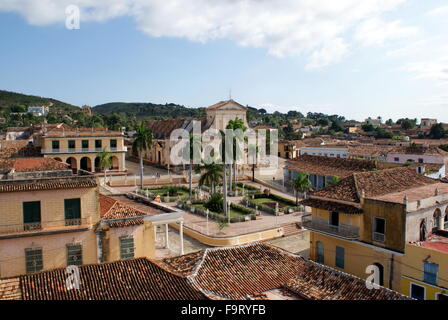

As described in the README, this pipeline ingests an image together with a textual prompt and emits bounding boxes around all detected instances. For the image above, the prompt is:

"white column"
[165,223,169,249]
[179,221,184,255]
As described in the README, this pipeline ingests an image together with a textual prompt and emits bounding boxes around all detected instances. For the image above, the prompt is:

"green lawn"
[251,197,295,209]
[144,187,189,197]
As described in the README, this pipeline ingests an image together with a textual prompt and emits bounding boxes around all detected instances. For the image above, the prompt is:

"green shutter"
[120,236,134,259]
[67,244,83,266]
[64,198,81,220]
[23,201,41,224]
[25,248,43,273]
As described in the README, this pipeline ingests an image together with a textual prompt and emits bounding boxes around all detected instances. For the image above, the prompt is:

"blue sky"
[0,0,447,122]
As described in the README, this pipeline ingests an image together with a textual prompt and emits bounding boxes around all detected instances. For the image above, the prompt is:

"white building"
[299,146,349,158]
[27,105,49,116]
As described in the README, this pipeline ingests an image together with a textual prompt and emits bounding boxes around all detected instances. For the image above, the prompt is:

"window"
[23,201,41,230]
[394,157,399,162]
[110,139,117,149]
[445,214,448,230]
[68,140,76,149]
[373,217,386,243]
[64,198,81,225]
[67,244,82,266]
[423,262,438,285]
[335,246,344,268]
[420,219,427,241]
[120,236,134,259]
[316,241,324,264]
[25,248,43,273]
[330,211,339,227]
[82,140,89,149]
[410,283,425,300]
[95,140,102,149]
[52,140,60,150]
[418,158,424,163]
[433,209,441,231]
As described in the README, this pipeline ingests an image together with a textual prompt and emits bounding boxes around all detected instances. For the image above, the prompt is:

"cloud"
[426,5,448,17]
[403,58,448,87]
[0,0,410,69]
[355,17,419,46]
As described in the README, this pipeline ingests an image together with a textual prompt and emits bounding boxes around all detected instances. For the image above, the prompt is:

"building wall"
[0,187,100,228]
[104,222,155,262]
[401,243,448,299]
[300,147,348,158]
[310,231,403,291]
[0,230,97,277]
[362,199,406,252]
[386,153,446,164]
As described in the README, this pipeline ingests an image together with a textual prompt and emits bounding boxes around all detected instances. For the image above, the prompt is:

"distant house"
[365,116,382,126]
[27,105,49,117]
[420,118,437,128]
[81,105,92,116]
[5,127,33,141]
[299,146,348,158]
[386,145,448,165]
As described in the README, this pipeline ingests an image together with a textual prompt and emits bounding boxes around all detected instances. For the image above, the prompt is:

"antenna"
[229,89,232,100]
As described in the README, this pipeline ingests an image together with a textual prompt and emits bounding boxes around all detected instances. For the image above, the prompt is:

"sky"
[0,0,447,122]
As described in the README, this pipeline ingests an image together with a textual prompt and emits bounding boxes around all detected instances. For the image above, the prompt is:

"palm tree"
[188,133,201,198]
[292,172,312,205]
[195,162,223,193]
[97,149,112,181]
[132,121,153,189]
[226,118,247,188]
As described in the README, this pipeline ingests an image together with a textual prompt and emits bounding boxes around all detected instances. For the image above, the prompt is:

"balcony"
[302,214,360,240]
[372,232,385,243]
[41,147,127,154]
[0,218,91,238]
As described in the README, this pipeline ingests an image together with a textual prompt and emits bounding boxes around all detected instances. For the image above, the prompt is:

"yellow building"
[401,231,448,300]
[36,127,127,173]
[0,158,100,277]
[0,158,182,278]
[301,166,448,293]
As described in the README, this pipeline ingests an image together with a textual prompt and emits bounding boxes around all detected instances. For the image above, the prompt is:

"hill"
[93,102,205,119]
[0,90,79,114]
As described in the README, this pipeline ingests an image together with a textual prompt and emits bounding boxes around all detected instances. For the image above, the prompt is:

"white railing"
[302,214,360,240]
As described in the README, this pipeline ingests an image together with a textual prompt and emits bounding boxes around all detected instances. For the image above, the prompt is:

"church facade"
[142,99,248,168]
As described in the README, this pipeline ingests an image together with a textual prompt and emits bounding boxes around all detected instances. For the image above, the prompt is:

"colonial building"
[0,158,100,277]
[36,127,127,172]
[301,167,448,293]
[144,99,248,167]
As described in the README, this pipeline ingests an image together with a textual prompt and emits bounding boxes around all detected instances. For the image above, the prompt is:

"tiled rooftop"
[0,140,41,158]
[43,127,124,138]
[0,176,97,193]
[0,157,69,173]
[206,99,246,110]
[409,230,448,254]
[146,118,209,139]
[99,194,165,227]
[8,258,206,300]
[388,145,448,156]
[287,154,378,178]
[309,167,437,203]
[285,261,409,300]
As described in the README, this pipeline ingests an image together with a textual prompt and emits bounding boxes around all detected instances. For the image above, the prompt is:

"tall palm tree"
[189,133,201,198]
[248,143,259,182]
[132,121,153,189]
[292,172,312,205]
[97,149,112,181]
[226,118,247,189]
[195,162,223,193]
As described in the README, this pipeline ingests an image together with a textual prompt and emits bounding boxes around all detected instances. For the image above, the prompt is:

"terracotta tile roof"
[100,194,149,227]
[0,140,41,158]
[0,157,69,173]
[0,278,21,300]
[189,244,307,299]
[285,261,409,300]
[188,243,409,300]
[6,127,32,132]
[146,118,209,139]
[286,154,378,178]
[348,144,393,158]
[388,145,448,156]
[161,251,205,276]
[309,167,437,203]
[371,182,448,204]
[13,258,206,300]
[300,198,363,214]
[410,231,448,254]
[206,99,246,110]
[0,176,97,193]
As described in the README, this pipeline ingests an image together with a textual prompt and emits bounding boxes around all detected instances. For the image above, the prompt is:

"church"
[143,99,248,170]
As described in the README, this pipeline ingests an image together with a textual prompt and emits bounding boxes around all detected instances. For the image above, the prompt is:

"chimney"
[435,188,440,196]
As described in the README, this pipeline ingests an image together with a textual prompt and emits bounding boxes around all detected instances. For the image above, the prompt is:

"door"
[23,201,41,230]
[65,198,81,225]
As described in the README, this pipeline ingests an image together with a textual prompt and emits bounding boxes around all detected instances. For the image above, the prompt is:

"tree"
[430,123,446,139]
[330,120,344,132]
[97,150,112,181]
[132,121,153,189]
[291,172,312,205]
[385,119,394,126]
[226,118,247,188]
[400,118,415,130]
[362,124,375,132]
[195,162,223,194]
